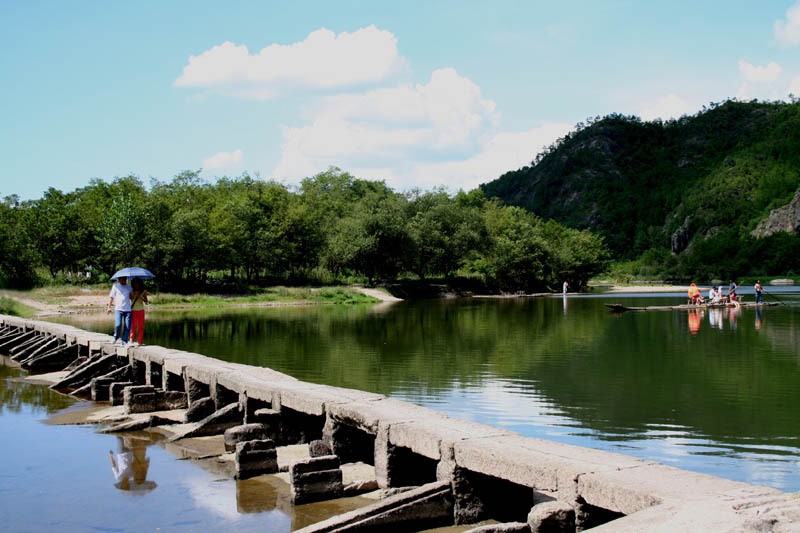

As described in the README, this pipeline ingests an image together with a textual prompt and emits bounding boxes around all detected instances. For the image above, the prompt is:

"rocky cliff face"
[751,189,800,238]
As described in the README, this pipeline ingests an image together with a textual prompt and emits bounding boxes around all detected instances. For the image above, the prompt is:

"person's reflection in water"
[728,305,739,331]
[708,308,723,329]
[109,436,157,492]
[562,294,568,315]
[755,306,763,331]
[688,310,701,335]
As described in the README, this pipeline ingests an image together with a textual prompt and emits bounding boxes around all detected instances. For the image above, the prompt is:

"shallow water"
[4,289,799,529]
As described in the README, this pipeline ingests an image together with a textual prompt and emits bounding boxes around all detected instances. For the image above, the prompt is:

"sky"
[2,1,800,200]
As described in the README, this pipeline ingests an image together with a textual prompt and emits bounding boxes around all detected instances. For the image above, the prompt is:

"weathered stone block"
[90,377,115,401]
[309,439,332,457]
[291,455,341,476]
[109,382,135,406]
[527,501,575,532]
[161,391,188,410]
[465,523,530,533]
[185,397,215,422]
[126,392,159,414]
[290,455,344,504]
[291,469,344,504]
[123,385,187,413]
[224,423,270,452]
[234,439,278,479]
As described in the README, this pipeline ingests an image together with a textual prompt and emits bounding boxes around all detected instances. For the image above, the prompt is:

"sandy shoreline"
[3,284,707,318]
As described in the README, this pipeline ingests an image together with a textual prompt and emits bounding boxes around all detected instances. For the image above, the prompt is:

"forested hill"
[481,100,800,271]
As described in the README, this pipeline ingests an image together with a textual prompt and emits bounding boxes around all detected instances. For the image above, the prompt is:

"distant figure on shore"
[129,278,149,346]
[688,283,703,304]
[562,281,569,295]
[754,280,763,304]
[107,276,132,345]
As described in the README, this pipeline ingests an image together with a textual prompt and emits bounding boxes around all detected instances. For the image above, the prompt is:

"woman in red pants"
[129,278,149,346]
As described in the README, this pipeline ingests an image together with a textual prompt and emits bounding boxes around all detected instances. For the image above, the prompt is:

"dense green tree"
[478,203,549,292]
[25,188,81,277]
[326,192,410,283]
[0,196,38,287]
[406,190,488,279]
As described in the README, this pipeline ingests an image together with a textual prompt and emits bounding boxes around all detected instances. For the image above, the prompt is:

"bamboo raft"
[605,302,779,312]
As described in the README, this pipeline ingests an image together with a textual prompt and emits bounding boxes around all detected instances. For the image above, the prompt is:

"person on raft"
[708,286,718,303]
[688,283,704,305]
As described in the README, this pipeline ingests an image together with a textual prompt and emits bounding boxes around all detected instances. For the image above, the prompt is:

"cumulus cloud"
[174,26,407,98]
[789,75,800,97]
[202,149,243,171]
[638,93,691,121]
[736,61,785,101]
[406,123,573,191]
[271,68,503,187]
[774,1,800,47]
[738,60,782,83]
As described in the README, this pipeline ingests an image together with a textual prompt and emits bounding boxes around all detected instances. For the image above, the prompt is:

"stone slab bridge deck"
[1,314,798,532]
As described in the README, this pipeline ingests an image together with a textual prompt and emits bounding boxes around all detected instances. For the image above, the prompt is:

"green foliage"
[482,100,800,279]
[0,196,39,288]
[0,297,37,317]
[4,167,609,292]
[406,190,488,279]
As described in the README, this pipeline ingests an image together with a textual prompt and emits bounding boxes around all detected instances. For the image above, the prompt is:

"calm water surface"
[4,290,799,529]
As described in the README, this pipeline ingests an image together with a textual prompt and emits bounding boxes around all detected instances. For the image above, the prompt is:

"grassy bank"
[0,297,38,318]
[0,284,380,315]
[149,286,379,307]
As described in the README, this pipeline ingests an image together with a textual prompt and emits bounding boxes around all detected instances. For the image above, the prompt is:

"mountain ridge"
[480,100,800,278]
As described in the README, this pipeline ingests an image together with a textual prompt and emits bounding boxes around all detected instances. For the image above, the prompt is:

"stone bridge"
[1,314,798,532]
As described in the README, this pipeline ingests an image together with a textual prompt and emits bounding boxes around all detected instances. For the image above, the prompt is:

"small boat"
[605,302,778,312]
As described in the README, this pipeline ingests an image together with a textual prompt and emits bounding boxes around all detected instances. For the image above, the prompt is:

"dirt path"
[350,286,403,302]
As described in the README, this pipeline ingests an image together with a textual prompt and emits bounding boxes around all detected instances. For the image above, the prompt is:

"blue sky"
[2,1,800,200]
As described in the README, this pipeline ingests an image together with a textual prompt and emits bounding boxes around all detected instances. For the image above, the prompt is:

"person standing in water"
[128,278,149,346]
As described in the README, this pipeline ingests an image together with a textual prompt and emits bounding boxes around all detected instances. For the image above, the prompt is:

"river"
[2,289,799,530]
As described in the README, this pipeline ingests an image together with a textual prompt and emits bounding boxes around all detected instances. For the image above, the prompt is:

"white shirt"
[111,451,133,481]
[109,282,133,312]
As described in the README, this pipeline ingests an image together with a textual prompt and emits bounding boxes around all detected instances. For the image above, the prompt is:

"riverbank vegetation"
[0,168,609,294]
[0,297,37,318]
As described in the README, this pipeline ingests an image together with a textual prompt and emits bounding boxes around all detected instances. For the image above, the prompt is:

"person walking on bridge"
[107,276,132,345]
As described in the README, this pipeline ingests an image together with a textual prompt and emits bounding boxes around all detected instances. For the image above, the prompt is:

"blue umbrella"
[110,267,155,280]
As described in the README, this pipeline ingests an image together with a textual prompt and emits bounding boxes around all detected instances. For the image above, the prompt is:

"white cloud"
[774,1,800,47]
[174,26,407,99]
[789,75,800,96]
[406,123,573,190]
[638,93,691,121]
[202,149,243,171]
[738,60,782,83]
[271,68,503,188]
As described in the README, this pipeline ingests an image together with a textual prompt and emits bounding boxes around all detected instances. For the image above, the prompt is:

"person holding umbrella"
[107,267,155,346]
[107,275,132,345]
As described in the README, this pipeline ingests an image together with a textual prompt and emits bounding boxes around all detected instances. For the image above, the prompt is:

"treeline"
[0,168,609,292]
